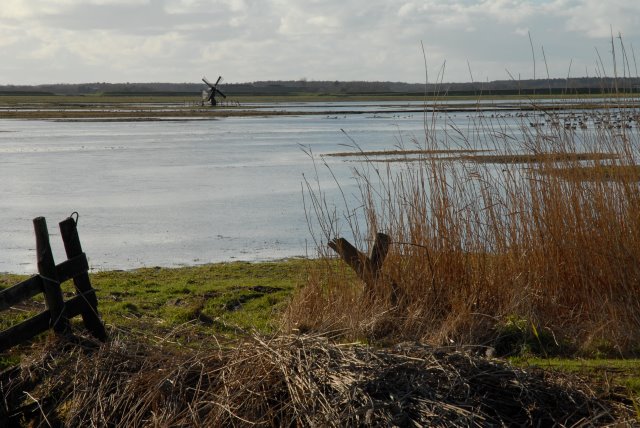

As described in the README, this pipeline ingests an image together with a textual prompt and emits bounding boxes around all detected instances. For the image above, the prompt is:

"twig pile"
[1,333,632,426]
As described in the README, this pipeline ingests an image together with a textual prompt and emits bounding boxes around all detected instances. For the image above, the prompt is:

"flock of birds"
[529,112,639,130]
[473,111,639,130]
[322,110,640,132]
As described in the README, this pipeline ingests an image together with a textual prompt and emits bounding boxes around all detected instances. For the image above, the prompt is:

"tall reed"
[287,99,640,356]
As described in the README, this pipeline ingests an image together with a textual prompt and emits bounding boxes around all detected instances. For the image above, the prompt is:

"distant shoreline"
[1,93,638,120]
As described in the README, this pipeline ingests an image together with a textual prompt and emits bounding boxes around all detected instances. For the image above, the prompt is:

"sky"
[1,0,640,85]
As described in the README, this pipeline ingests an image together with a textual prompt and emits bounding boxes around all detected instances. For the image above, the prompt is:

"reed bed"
[289,101,640,357]
[1,332,631,426]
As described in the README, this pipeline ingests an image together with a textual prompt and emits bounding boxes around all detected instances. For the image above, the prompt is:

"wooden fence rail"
[0,215,106,352]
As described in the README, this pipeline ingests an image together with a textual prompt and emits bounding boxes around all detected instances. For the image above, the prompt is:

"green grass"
[95,260,306,336]
[511,357,640,404]
[0,260,307,358]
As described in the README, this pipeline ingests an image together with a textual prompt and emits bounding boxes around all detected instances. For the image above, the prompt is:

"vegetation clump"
[1,333,633,426]
[289,98,640,358]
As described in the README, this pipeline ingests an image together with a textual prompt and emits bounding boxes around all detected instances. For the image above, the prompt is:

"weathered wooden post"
[33,216,70,334]
[59,214,107,341]
[0,215,106,351]
[328,232,392,298]
[369,233,390,275]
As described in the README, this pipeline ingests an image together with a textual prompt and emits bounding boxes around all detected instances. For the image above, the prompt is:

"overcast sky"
[1,0,639,85]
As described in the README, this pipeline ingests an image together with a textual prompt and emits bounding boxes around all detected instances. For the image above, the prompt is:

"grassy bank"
[2,256,640,424]
[1,259,639,425]
[1,260,306,362]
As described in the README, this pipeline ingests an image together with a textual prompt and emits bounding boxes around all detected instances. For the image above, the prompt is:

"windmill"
[202,76,226,106]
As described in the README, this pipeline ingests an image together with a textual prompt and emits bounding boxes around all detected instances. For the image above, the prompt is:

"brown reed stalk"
[1,332,631,426]
[289,97,640,356]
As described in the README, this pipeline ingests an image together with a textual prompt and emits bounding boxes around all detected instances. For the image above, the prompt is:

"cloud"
[0,0,39,19]
[165,0,248,15]
[553,0,640,38]
[0,0,639,84]
[278,12,342,36]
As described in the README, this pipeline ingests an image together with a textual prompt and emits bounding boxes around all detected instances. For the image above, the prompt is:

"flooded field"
[1,99,637,273]
[0,104,430,273]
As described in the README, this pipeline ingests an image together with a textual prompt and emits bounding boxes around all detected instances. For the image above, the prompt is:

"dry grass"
[543,164,640,181]
[288,102,640,357]
[456,152,618,164]
[324,148,484,158]
[332,150,618,165]
[0,332,632,426]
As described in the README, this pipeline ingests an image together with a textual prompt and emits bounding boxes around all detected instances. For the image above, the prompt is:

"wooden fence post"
[59,215,107,341]
[329,232,391,298]
[0,215,105,351]
[369,233,390,275]
[33,217,70,335]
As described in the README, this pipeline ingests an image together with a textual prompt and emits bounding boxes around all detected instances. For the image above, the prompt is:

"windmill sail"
[202,75,225,106]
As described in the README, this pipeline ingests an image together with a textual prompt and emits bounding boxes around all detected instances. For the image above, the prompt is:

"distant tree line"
[1,77,639,97]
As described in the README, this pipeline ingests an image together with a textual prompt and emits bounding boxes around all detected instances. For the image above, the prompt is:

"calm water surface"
[2,99,613,274]
[1,105,444,273]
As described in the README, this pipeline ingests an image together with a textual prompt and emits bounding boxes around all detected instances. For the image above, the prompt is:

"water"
[2,100,635,274]
[0,107,439,273]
